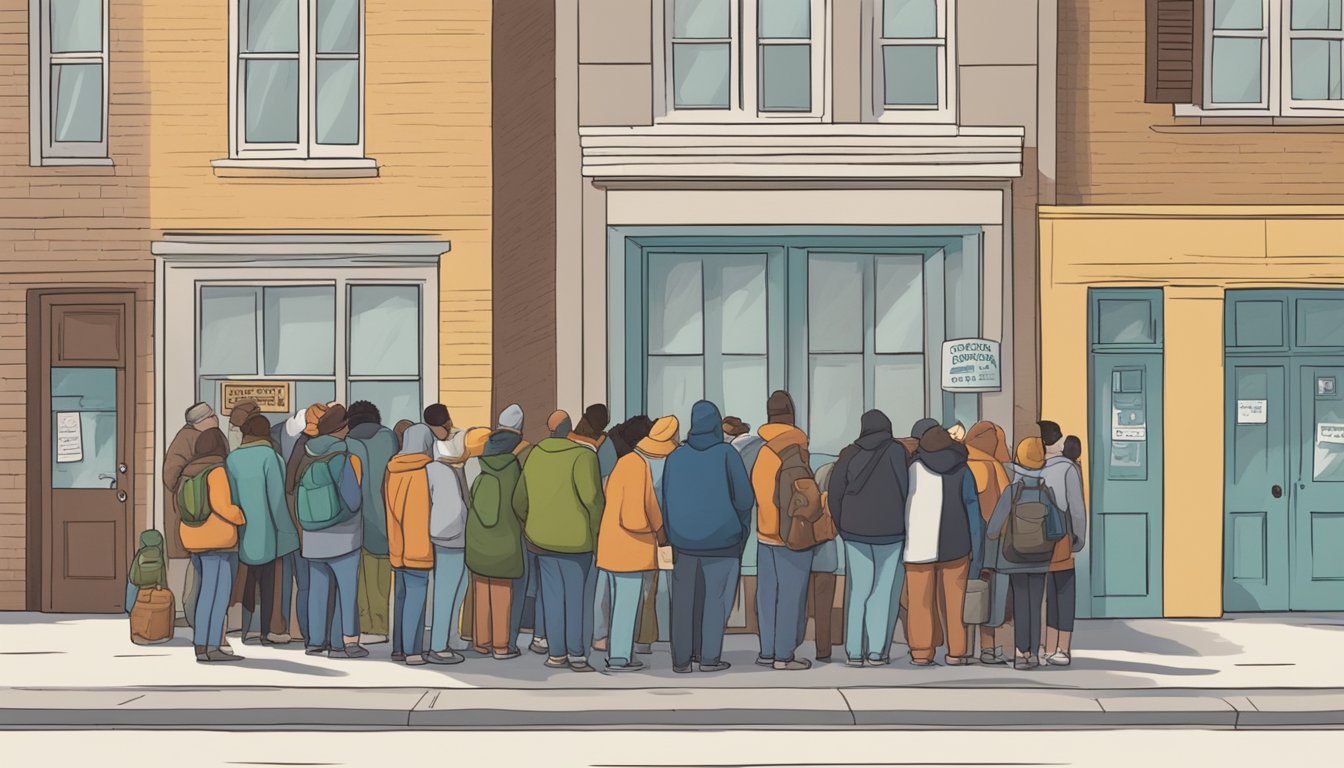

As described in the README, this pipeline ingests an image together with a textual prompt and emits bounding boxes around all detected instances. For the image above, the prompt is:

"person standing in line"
[1040,425,1087,667]
[223,400,274,643]
[983,437,1054,670]
[226,400,261,452]
[965,421,1014,665]
[509,409,575,656]
[177,428,245,663]
[164,402,220,634]
[427,424,477,665]
[568,405,615,653]
[808,461,841,663]
[467,405,528,659]
[278,403,332,642]
[828,410,910,667]
[597,415,676,672]
[751,391,816,671]
[384,422,442,665]
[663,400,753,674]
[721,416,764,657]
[226,414,296,646]
[346,401,399,645]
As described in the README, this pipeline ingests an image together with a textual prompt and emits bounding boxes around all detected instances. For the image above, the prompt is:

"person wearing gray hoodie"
[427,434,471,665]
[1038,422,1087,666]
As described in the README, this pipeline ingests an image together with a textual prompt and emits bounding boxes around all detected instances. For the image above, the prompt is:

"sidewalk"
[3,612,1344,729]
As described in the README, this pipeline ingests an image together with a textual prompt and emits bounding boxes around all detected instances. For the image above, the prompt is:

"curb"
[3,686,1344,730]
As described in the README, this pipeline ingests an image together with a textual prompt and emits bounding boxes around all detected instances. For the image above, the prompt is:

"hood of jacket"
[387,453,434,474]
[915,428,968,475]
[534,436,587,456]
[686,401,726,450]
[758,421,807,449]
[479,452,518,472]
[484,430,523,456]
[855,409,894,450]
[965,421,1008,460]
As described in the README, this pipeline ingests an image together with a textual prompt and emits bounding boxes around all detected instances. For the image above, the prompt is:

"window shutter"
[1145,0,1204,104]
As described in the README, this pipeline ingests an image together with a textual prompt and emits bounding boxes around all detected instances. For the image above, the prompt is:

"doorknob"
[118,463,127,474]
[117,490,128,503]
[1272,485,1283,498]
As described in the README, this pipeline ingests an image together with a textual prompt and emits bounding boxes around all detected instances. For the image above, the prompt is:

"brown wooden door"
[29,291,136,613]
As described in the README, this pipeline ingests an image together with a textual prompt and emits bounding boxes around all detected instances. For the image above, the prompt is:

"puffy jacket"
[828,410,909,545]
[597,448,669,573]
[385,453,434,570]
[752,423,809,546]
[662,401,754,557]
[179,467,246,553]
[514,437,604,554]
[226,440,298,565]
[466,452,525,579]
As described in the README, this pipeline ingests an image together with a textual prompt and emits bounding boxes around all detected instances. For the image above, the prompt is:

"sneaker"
[773,658,811,671]
[816,655,832,664]
[672,664,693,674]
[427,651,464,665]
[405,655,427,666]
[360,634,388,645]
[264,632,292,645]
[699,661,732,673]
[634,643,653,655]
[846,657,865,668]
[1047,651,1072,667]
[754,655,775,667]
[1013,655,1039,671]
[304,646,328,657]
[340,644,370,659]
[909,658,935,667]
[945,655,975,666]
[194,645,209,662]
[981,648,1008,665]
[864,656,890,668]
[568,659,596,673]
[206,648,243,663]
[544,656,568,668]
[392,651,407,662]
[242,633,262,645]
[493,650,521,661]
[530,638,550,655]
[214,643,239,658]
[605,658,645,673]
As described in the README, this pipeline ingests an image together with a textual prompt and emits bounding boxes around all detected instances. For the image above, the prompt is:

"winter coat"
[297,436,364,560]
[514,437,605,554]
[982,469,1055,576]
[466,452,525,578]
[162,425,200,559]
[752,423,810,547]
[178,465,246,553]
[1041,454,1088,571]
[828,410,910,545]
[226,440,299,565]
[662,401,754,558]
[597,448,671,573]
[904,432,983,575]
[428,459,469,550]
[347,423,399,557]
[385,453,435,570]
[965,422,1011,524]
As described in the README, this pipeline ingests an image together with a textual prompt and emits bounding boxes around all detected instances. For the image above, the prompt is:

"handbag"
[962,578,990,626]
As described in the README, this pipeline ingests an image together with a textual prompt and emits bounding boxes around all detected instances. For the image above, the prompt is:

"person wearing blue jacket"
[661,400,754,674]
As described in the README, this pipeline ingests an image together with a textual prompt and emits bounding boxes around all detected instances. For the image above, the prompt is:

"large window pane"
[317,0,360,54]
[874,356,925,439]
[759,0,810,38]
[1233,300,1284,347]
[760,44,812,111]
[264,286,335,376]
[349,380,422,427]
[316,59,360,145]
[649,258,704,355]
[245,0,299,53]
[1292,39,1343,101]
[50,0,101,53]
[809,355,863,456]
[648,356,704,427]
[200,287,259,376]
[722,356,768,432]
[673,43,731,108]
[808,255,863,353]
[245,60,299,143]
[1294,0,1343,29]
[1213,0,1263,29]
[51,368,117,489]
[52,63,102,143]
[1211,37,1263,104]
[874,256,923,354]
[884,0,937,38]
[1096,298,1155,345]
[1298,299,1344,347]
[720,260,767,354]
[674,0,730,38]
[883,45,940,106]
[350,285,419,376]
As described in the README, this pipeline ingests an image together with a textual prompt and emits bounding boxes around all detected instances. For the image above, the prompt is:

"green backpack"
[296,451,356,531]
[176,465,221,528]
[128,530,167,588]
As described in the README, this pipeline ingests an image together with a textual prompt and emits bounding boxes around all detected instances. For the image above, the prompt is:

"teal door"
[1293,363,1344,609]
[1223,361,1290,611]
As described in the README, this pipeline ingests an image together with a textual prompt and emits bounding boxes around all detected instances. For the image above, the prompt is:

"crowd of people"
[151,389,1087,672]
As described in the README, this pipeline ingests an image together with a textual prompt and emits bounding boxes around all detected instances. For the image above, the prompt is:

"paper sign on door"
[56,412,82,463]
[1318,423,1344,445]
[1237,400,1268,425]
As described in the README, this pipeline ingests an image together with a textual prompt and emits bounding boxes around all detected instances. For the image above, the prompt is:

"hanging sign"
[56,412,83,463]
[941,338,1001,393]
[1237,399,1268,425]
[221,381,292,415]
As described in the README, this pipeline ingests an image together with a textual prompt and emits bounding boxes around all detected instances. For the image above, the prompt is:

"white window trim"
[1178,0,1344,118]
[655,0,831,123]
[227,0,367,161]
[29,0,111,165]
[864,0,958,125]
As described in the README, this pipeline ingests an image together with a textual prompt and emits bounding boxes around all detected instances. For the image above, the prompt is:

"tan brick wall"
[1059,0,1344,204]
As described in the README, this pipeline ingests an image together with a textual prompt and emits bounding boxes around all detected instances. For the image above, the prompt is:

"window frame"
[228,0,367,161]
[865,0,958,125]
[657,0,830,123]
[30,0,111,165]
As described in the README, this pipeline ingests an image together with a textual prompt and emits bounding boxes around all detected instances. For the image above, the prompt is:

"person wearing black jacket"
[828,410,910,666]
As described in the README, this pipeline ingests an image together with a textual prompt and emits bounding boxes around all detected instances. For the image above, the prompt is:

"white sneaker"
[1046,651,1072,667]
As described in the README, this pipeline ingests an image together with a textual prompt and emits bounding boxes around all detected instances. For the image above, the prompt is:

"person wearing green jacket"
[346,400,399,642]
[225,414,299,645]
[513,417,604,672]
[467,411,526,659]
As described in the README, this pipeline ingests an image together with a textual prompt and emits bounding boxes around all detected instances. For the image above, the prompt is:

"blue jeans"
[842,539,905,661]
[670,553,738,668]
[756,543,813,662]
[510,545,545,647]
[191,552,237,648]
[602,570,647,666]
[307,550,359,649]
[537,551,593,660]
[280,551,310,640]
[430,546,468,654]
[585,568,611,647]
[394,568,430,657]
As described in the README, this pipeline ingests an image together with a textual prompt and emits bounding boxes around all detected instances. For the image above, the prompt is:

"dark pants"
[1046,569,1076,633]
[510,544,545,648]
[807,572,837,659]
[240,559,279,636]
[1010,573,1047,655]
[671,553,739,669]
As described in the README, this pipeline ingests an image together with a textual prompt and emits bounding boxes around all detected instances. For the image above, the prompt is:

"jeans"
[357,551,392,637]
[393,568,430,657]
[756,543,813,662]
[307,551,359,649]
[430,546,469,654]
[603,570,647,666]
[510,545,545,648]
[191,552,237,648]
[586,568,611,647]
[1046,569,1076,633]
[1010,572,1047,655]
[280,551,310,640]
[670,553,738,669]
[537,551,593,660]
[842,540,905,661]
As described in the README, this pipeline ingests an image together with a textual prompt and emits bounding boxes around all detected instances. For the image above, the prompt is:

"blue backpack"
[295,450,357,531]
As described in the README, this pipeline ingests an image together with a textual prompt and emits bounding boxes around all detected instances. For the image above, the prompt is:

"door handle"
[117,490,128,503]
[1272,485,1283,499]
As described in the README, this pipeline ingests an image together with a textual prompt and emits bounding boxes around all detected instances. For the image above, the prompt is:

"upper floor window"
[664,0,828,120]
[30,0,109,165]
[870,0,956,122]
[229,0,364,159]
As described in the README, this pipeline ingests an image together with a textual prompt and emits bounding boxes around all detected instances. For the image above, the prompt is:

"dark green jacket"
[347,423,399,556]
[466,452,525,578]
[514,438,604,554]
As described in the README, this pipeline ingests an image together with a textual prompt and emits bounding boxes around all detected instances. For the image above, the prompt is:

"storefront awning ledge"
[152,233,449,263]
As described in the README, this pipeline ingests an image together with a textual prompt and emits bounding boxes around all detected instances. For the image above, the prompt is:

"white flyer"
[56,412,83,463]
[1237,400,1268,425]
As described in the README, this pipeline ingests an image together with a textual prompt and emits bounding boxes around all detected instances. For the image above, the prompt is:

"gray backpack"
[1002,478,1064,564]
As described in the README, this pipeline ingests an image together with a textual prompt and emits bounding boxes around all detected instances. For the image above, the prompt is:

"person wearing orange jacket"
[178,428,246,663]
[965,421,1013,665]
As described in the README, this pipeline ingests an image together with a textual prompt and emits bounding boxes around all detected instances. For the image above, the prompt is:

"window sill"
[1153,120,1344,134]
[211,158,380,179]
[32,157,115,168]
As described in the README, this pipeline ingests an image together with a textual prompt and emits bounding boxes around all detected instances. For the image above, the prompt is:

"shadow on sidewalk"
[1075,620,1243,658]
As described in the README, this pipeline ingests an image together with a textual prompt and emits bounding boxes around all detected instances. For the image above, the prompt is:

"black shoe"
[305,646,329,657]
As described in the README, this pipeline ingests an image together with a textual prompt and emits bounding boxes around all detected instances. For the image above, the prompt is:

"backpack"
[471,458,515,529]
[176,465,221,528]
[295,450,356,531]
[128,530,167,588]
[768,438,834,551]
[1002,477,1066,564]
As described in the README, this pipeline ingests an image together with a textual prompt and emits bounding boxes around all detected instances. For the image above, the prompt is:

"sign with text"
[220,381,291,415]
[1237,399,1268,425]
[1318,423,1344,446]
[941,338,1002,393]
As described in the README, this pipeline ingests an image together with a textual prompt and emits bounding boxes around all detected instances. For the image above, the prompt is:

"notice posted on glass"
[56,412,82,463]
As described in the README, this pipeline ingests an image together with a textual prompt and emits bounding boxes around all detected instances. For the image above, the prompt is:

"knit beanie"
[303,403,330,437]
